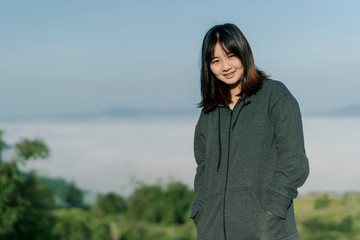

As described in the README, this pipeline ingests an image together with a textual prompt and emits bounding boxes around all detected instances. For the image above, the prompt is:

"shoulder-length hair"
[198,23,268,111]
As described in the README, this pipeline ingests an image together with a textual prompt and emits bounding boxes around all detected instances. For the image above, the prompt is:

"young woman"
[190,23,309,240]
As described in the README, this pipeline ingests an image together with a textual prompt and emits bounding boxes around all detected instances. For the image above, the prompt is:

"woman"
[190,23,309,240]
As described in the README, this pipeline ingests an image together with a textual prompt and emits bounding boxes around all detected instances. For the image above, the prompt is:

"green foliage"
[52,208,112,240]
[303,215,353,232]
[5,172,56,240]
[163,182,195,224]
[300,215,354,240]
[49,190,360,240]
[127,181,194,224]
[0,161,22,238]
[0,133,55,240]
[40,176,72,207]
[5,130,360,240]
[0,130,4,163]
[314,193,332,209]
[117,217,196,240]
[93,192,127,215]
[128,183,165,222]
[296,193,360,240]
[15,138,50,164]
[63,182,83,208]
[40,176,69,197]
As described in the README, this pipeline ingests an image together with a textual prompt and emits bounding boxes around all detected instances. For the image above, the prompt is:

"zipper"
[223,109,233,240]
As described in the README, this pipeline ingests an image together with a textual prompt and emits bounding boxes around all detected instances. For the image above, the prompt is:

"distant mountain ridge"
[305,104,360,117]
[97,107,199,118]
[0,107,200,122]
[2,104,359,122]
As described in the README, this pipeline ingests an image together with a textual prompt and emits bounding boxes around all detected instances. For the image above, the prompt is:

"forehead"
[212,42,231,57]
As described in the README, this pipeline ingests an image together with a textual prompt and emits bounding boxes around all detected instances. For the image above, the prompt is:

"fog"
[2,116,360,195]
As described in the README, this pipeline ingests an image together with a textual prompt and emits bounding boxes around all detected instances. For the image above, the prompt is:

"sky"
[1,0,359,116]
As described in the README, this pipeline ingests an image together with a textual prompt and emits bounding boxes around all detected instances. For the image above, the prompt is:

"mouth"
[224,71,236,77]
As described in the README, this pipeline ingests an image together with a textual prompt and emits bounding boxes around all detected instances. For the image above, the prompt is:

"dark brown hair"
[198,23,268,111]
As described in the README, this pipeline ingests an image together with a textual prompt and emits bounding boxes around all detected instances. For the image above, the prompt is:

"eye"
[228,54,235,58]
[211,59,220,64]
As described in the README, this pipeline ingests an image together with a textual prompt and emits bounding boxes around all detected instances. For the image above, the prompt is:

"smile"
[224,71,236,77]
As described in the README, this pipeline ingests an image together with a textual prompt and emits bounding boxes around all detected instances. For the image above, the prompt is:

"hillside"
[305,104,360,118]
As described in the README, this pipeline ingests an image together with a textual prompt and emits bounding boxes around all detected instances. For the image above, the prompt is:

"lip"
[223,70,236,79]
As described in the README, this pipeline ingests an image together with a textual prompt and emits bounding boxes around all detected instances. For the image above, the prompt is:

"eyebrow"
[211,52,234,60]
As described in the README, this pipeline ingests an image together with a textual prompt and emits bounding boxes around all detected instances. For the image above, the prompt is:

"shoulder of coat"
[195,109,209,132]
[261,79,292,98]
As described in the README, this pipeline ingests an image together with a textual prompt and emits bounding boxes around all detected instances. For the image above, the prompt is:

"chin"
[226,79,241,87]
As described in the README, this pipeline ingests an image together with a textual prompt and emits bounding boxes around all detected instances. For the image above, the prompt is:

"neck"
[228,83,241,110]
[230,83,241,100]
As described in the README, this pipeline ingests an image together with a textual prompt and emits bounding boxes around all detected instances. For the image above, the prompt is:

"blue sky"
[1,0,359,116]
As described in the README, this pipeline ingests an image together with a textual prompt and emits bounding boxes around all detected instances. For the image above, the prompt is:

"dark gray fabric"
[191,79,309,240]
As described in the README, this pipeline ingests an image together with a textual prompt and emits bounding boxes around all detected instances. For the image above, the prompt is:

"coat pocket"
[190,206,203,226]
[192,194,223,239]
[225,189,295,240]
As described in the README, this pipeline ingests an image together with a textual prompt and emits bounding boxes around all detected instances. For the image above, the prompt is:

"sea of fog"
[1,116,360,196]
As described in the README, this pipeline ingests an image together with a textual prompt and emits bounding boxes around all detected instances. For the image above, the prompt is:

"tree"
[93,192,127,215]
[0,131,4,163]
[52,208,112,240]
[127,183,166,223]
[127,181,195,224]
[0,131,54,240]
[15,138,50,164]
[314,194,332,209]
[63,182,83,208]
[163,181,194,224]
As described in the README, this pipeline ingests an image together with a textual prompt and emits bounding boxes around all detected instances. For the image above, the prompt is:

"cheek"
[235,60,243,69]
[209,65,217,75]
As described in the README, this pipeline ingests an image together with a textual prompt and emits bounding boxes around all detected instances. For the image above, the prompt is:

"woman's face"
[210,42,244,87]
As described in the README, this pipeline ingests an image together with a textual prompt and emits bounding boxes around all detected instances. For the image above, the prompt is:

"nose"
[222,59,231,72]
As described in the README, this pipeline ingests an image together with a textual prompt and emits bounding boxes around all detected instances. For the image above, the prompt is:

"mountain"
[305,104,360,118]
[97,107,199,118]
[0,107,200,122]
[39,175,96,206]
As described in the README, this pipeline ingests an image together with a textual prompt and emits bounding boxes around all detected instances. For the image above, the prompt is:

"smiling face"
[210,42,244,88]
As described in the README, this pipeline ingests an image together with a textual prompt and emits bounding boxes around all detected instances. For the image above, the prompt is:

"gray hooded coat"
[190,79,309,240]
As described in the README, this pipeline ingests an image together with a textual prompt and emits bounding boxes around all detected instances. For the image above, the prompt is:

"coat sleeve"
[264,87,309,219]
[190,112,207,219]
